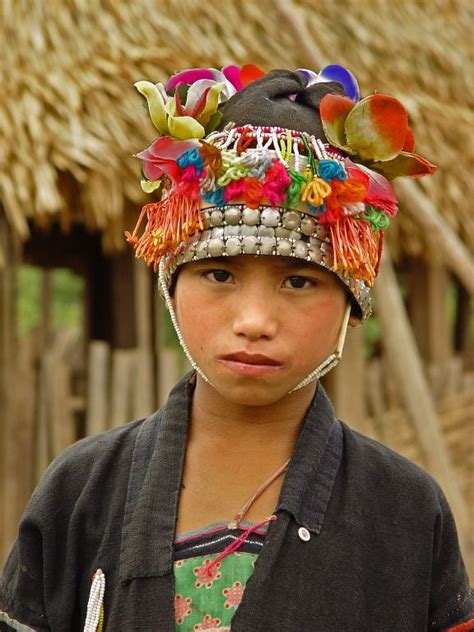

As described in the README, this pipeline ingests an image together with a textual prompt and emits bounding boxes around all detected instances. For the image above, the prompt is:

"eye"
[205,269,234,283]
[283,275,315,290]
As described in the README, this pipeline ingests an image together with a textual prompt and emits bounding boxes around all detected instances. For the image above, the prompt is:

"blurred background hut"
[1,0,473,574]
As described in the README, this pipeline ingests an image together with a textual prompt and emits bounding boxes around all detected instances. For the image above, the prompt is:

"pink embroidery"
[193,558,222,588]
[223,580,245,609]
[193,614,222,630]
[174,594,192,624]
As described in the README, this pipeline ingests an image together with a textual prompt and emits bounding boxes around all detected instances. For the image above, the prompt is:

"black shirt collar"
[120,373,342,581]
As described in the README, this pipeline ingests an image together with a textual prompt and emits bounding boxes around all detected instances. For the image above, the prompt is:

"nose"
[232,285,279,341]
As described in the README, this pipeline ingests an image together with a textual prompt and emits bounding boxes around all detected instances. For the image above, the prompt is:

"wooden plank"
[158,348,181,406]
[375,246,469,542]
[0,216,23,566]
[326,324,368,432]
[395,180,474,295]
[110,349,135,427]
[49,331,77,457]
[133,258,155,418]
[408,259,452,366]
[86,340,110,436]
[366,359,391,445]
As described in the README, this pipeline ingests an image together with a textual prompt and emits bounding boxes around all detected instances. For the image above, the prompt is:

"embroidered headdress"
[127,65,436,320]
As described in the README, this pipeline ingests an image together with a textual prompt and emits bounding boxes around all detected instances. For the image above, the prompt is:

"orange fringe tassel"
[125,191,202,271]
[329,216,381,287]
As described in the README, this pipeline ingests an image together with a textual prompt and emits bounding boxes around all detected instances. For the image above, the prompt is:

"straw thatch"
[1,0,473,255]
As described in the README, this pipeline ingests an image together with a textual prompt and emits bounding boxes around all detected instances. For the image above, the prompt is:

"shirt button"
[298,527,311,542]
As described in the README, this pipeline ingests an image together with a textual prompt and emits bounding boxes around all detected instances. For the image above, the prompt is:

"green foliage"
[16,266,84,337]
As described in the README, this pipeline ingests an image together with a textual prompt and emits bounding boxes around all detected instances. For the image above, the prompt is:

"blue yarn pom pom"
[202,188,226,207]
[176,148,204,170]
[317,160,347,182]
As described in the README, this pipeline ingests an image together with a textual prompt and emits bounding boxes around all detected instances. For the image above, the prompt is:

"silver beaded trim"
[161,204,372,320]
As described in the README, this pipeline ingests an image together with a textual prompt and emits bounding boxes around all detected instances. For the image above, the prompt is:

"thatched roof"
[2,0,472,255]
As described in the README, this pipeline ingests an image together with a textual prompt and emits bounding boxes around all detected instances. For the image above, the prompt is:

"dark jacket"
[1,374,473,631]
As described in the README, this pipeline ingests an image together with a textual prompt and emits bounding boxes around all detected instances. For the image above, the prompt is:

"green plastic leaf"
[345,95,408,162]
[319,94,354,153]
[134,81,169,135]
[205,110,224,135]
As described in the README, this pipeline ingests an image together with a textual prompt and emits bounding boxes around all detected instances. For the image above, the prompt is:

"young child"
[1,65,472,631]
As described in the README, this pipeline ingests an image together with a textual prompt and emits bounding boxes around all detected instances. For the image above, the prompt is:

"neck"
[189,376,317,456]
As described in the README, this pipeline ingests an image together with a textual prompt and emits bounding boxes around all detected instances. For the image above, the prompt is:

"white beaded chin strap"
[158,259,351,394]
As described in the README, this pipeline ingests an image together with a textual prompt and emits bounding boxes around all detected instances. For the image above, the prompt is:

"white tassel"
[83,569,105,632]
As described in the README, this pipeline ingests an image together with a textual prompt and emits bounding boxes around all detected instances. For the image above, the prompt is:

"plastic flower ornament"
[319,93,436,179]
[135,65,265,141]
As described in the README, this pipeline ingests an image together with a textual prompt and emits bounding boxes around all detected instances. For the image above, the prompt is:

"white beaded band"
[83,569,105,632]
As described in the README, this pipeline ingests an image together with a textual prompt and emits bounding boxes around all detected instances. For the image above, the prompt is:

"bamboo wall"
[1,229,473,576]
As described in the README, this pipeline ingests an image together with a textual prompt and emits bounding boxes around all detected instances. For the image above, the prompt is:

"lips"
[221,352,281,366]
[218,352,283,377]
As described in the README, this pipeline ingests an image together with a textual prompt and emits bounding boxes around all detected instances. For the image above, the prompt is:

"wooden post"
[0,216,21,564]
[408,258,452,366]
[395,180,474,295]
[133,258,155,418]
[374,247,469,540]
[86,341,110,436]
[325,325,368,433]
[110,349,136,427]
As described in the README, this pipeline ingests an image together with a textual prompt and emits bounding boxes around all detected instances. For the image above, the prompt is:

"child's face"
[174,255,351,406]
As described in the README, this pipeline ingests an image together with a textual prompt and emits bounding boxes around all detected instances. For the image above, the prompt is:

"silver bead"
[242,207,261,225]
[257,226,275,237]
[225,237,242,256]
[308,244,323,264]
[275,227,290,238]
[241,224,258,236]
[294,241,308,259]
[224,207,241,225]
[242,236,259,254]
[261,208,280,227]
[195,241,208,259]
[223,225,240,236]
[260,236,275,255]
[201,212,211,229]
[208,238,225,257]
[200,229,212,241]
[211,226,224,238]
[315,224,329,240]
[210,210,224,226]
[300,216,317,236]
[281,211,301,230]
[183,246,195,263]
[275,226,290,239]
[276,239,292,256]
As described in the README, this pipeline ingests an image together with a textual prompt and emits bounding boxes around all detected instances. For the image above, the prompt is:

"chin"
[206,370,309,407]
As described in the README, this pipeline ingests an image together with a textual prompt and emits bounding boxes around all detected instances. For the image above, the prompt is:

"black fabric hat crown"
[218,69,345,139]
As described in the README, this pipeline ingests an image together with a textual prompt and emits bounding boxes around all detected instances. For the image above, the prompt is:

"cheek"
[176,286,223,349]
[292,298,341,335]
[285,297,345,366]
